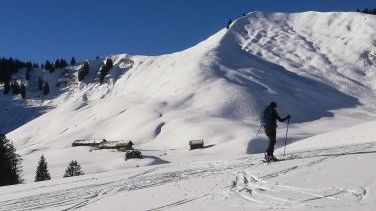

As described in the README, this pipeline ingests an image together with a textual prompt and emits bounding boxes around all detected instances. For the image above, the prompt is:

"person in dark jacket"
[263,102,290,162]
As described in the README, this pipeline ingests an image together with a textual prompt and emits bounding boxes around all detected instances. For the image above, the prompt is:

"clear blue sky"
[0,0,375,63]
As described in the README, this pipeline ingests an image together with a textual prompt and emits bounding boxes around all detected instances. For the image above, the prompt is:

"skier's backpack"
[260,106,272,128]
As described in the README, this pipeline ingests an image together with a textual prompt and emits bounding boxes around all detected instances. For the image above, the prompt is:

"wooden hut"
[125,149,142,160]
[98,140,134,150]
[189,140,204,150]
[72,139,107,147]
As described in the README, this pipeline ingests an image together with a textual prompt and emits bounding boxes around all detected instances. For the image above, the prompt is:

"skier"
[262,102,290,162]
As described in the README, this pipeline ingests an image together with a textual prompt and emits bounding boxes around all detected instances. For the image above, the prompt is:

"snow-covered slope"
[2,11,376,184]
[1,119,376,211]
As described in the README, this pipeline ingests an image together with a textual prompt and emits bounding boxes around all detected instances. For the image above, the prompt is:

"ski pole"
[283,119,290,156]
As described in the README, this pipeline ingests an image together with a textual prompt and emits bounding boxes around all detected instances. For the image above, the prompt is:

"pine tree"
[54,59,61,69]
[78,61,89,81]
[20,82,26,99]
[50,64,55,73]
[38,77,43,91]
[25,62,32,81]
[3,81,10,95]
[106,58,113,69]
[11,81,20,95]
[25,69,30,81]
[45,60,51,71]
[63,160,85,178]
[70,57,76,66]
[42,81,49,96]
[44,60,55,72]
[59,59,68,68]
[363,8,370,14]
[0,134,23,186]
[45,60,56,72]
[99,65,106,84]
[226,19,233,29]
[99,58,113,84]
[34,155,51,182]
[25,62,33,71]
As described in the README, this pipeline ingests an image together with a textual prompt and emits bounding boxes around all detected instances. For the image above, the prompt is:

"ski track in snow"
[0,142,374,211]
[230,142,374,209]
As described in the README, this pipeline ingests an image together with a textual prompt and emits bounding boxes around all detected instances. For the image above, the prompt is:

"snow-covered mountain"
[2,11,376,180]
[1,11,376,210]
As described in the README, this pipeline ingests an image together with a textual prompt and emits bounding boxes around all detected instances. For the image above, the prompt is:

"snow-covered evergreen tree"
[0,134,23,186]
[34,155,51,182]
[78,62,89,81]
[63,160,85,178]
[99,58,113,84]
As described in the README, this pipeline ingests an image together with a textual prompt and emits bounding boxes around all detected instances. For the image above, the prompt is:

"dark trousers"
[265,128,276,156]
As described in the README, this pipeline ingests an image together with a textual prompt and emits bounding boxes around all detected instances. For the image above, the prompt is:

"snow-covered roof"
[73,139,107,144]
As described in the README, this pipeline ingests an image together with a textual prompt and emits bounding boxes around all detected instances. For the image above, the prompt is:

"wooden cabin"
[72,139,107,147]
[125,149,142,160]
[189,140,204,150]
[98,140,134,150]
[72,139,134,151]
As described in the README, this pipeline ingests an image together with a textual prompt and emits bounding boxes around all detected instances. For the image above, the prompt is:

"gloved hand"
[286,114,291,120]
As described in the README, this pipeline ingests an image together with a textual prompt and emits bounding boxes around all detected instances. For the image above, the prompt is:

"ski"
[263,153,298,163]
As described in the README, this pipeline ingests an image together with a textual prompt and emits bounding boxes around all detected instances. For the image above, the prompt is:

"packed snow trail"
[1,142,375,211]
